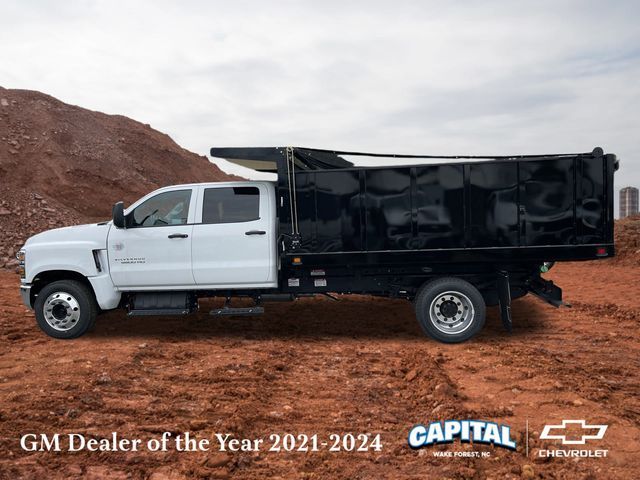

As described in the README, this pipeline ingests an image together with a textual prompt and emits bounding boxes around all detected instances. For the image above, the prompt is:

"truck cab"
[19,181,277,338]
[108,181,277,290]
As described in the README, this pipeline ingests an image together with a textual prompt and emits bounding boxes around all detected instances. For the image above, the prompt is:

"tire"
[34,280,97,339]
[414,277,485,343]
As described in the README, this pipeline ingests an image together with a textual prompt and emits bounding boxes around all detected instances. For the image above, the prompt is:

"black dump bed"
[210,147,617,269]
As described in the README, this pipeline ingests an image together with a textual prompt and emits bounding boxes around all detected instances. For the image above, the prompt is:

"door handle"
[245,230,266,235]
[168,233,189,239]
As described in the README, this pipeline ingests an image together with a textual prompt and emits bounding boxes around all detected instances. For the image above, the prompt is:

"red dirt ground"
[1,259,638,479]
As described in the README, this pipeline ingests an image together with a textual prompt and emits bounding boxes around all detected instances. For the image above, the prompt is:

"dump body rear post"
[18,146,616,342]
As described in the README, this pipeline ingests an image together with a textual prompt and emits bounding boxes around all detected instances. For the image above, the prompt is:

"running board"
[128,308,192,316]
[210,306,264,316]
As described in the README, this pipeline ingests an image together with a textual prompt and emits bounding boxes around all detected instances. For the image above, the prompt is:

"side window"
[127,190,192,228]
[202,187,260,224]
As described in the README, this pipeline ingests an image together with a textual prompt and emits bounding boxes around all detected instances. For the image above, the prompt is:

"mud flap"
[497,271,512,332]
[528,277,569,308]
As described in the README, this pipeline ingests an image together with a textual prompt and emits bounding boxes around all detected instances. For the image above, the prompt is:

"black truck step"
[210,306,264,316]
[128,308,192,316]
[258,293,294,302]
[528,278,570,308]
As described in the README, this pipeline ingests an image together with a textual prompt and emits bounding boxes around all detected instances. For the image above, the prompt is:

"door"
[191,184,274,287]
[108,188,196,288]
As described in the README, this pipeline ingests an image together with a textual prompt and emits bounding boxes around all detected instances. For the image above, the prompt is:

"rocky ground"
[0,87,234,269]
[610,216,640,267]
[0,260,638,479]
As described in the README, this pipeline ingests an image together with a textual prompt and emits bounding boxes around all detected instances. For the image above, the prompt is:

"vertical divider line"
[360,170,367,252]
[312,171,318,251]
[573,157,578,244]
[410,167,418,240]
[516,162,521,247]
[463,163,471,248]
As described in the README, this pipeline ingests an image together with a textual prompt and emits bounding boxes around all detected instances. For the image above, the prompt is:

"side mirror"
[112,201,125,228]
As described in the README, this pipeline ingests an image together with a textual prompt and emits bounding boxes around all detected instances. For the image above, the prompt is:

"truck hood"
[25,222,111,249]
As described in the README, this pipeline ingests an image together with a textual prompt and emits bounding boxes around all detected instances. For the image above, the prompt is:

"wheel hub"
[429,291,474,335]
[51,303,68,320]
[439,300,458,318]
[42,291,81,332]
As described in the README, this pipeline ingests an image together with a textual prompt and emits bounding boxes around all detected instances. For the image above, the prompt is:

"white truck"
[19,181,278,339]
[17,146,616,343]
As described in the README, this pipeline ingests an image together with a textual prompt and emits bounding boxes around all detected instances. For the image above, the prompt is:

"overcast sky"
[1,0,638,216]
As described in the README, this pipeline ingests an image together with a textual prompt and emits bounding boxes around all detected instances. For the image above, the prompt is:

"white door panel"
[192,184,275,286]
[108,226,194,287]
[107,187,196,288]
[192,222,271,285]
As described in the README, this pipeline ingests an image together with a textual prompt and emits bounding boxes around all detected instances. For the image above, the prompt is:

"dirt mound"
[610,215,640,266]
[0,87,236,268]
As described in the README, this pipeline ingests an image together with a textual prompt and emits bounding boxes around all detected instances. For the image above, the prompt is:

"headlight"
[16,250,25,278]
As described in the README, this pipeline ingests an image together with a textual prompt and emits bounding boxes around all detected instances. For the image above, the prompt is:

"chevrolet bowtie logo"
[540,420,608,445]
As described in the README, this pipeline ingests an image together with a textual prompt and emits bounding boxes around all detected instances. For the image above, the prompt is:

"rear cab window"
[201,187,260,224]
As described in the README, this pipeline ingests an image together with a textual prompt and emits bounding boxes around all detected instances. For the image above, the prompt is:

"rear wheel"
[414,277,485,343]
[34,280,97,339]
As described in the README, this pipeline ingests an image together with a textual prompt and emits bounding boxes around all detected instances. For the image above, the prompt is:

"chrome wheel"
[42,291,81,332]
[429,290,475,335]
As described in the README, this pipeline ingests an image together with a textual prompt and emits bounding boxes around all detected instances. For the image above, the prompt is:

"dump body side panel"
[282,155,611,254]
[313,170,362,252]
[520,158,577,246]
[364,168,413,251]
[276,150,614,295]
[468,162,519,248]
[415,165,465,249]
[578,154,607,244]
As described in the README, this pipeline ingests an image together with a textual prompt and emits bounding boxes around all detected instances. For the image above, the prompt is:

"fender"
[24,223,111,282]
[23,223,121,310]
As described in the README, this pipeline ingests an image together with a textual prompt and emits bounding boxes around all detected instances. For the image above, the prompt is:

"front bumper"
[20,285,32,309]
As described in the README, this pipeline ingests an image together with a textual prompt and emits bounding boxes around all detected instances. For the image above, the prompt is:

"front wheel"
[34,280,97,339]
[414,277,485,343]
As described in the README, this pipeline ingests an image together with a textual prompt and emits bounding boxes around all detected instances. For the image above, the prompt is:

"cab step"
[129,308,192,316]
[210,306,264,316]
